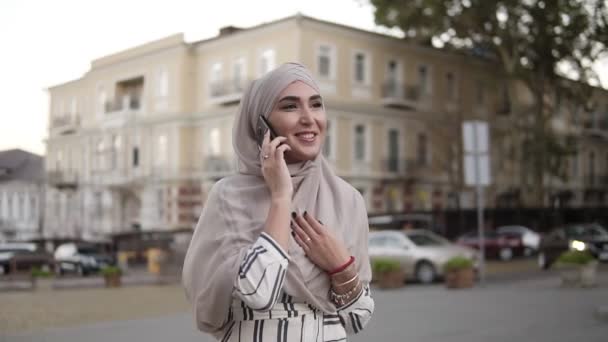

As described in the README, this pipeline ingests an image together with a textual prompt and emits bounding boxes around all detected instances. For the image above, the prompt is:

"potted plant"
[444,257,475,289]
[556,250,597,287]
[371,258,405,289]
[31,267,54,291]
[101,266,122,288]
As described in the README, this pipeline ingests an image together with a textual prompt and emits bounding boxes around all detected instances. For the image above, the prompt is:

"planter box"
[559,261,597,288]
[445,268,475,289]
[376,270,406,289]
[104,274,122,288]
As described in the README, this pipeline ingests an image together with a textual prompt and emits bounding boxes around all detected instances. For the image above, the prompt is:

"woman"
[183,63,374,342]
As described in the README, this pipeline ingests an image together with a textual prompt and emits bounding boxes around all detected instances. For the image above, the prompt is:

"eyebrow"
[277,95,323,103]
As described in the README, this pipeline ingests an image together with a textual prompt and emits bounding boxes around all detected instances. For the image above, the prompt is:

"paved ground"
[1,261,607,342]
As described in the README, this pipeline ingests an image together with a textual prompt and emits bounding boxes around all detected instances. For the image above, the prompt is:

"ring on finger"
[263,154,269,159]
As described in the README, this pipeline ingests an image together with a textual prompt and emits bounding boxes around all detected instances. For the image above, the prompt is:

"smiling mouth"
[294,132,317,142]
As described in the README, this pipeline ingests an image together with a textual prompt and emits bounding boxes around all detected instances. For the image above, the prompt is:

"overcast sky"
[1,0,606,156]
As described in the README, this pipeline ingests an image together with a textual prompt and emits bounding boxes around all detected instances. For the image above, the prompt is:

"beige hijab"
[182,63,371,334]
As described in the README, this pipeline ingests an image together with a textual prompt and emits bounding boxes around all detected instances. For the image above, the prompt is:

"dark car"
[54,242,115,276]
[0,243,54,275]
[456,231,525,261]
[538,222,608,269]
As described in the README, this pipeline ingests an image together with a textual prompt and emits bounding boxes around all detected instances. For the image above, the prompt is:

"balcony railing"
[105,95,141,113]
[380,82,425,109]
[47,170,78,189]
[209,79,249,104]
[51,115,80,135]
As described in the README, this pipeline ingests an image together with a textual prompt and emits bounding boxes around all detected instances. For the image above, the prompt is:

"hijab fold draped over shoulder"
[182,63,371,334]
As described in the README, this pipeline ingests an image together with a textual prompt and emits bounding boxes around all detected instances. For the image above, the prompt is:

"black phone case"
[256,115,278,147]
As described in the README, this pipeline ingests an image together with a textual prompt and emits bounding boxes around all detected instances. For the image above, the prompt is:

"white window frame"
[258,48,276,77]
[156,134,168,166]
[70,97,77,119]
[207,127,221,156]
[351,50,372,86]
[352,121,371,163]
[385,58,403,84]
[315,43,337,81]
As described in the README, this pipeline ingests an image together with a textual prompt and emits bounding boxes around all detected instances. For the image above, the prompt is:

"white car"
[369,230,477,284]
[496,225,540,256]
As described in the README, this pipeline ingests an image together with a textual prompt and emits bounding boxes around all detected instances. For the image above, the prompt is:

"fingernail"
[303,211,308,217]
[318,220,323,224]
[291,212,296,219]
[291,232,295,237]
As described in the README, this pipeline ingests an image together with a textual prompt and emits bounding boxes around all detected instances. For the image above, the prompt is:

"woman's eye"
[312,102,323,108]
[282,104,297,110]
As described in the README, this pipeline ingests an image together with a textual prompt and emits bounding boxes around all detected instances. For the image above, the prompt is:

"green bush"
[371,258,401,274]
[30,267,53,278]
[100,266,122,276]
[557,250,595,265]
[444,257,474,272]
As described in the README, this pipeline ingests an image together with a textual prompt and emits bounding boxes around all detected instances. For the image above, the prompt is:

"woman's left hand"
[291,212,350,272]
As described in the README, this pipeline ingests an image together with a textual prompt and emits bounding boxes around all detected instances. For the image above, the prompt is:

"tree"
[367,0,608,206]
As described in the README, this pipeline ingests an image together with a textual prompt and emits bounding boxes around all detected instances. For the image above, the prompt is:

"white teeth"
[296,133,315,139]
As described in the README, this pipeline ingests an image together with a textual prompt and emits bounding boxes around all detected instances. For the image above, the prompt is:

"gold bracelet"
[332,273,358,288]
[329,280,362,307]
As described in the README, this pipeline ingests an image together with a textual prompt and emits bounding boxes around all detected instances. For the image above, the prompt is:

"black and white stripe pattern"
[224,233,374,341]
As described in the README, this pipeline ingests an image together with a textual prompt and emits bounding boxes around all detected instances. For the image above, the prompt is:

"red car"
[456,231,524,261]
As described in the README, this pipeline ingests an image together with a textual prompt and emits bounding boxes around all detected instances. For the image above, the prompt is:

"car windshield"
[407,232,446,246]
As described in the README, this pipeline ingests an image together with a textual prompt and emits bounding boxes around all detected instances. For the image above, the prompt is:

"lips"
[295,132,317,142]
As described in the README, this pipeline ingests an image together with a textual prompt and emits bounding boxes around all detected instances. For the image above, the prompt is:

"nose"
[299,105,314,125]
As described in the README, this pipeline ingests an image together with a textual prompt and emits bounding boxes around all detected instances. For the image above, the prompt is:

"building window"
[354,124,366,161]
[70,97,77,119]
[56,149,63,170]
[354,53,366,84]
[571,154,579,178]
[7,193,12,219]
[30,196,36,220]
[418,65,430,95]
[94,192,102,219]
[388,129,400,172]
[233,58,246,91]
[157,188,164,221]
[156,135,168,166]
[98,88,106,115]
[111,135,121,169]
[323,120,334,158]
[589,151,595,184]
[446,72,455,100]
[96,139,105,170]
[133,147,139,167]
[417,133,428,165]
[17,193,24,221]
[317,45,334,79]
[259,49,276,76]
[208,128,221,156]
[158,67,169,97]
[210,63,223,97]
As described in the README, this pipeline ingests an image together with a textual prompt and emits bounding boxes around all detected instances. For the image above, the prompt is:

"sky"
[0,0,606,156]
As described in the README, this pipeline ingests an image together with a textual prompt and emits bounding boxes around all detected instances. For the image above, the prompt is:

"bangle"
[328,256,355,275]
[332,273,359,288]
[329,280,362,307]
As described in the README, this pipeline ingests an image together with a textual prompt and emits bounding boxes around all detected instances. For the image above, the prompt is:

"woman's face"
[268,81,327,163]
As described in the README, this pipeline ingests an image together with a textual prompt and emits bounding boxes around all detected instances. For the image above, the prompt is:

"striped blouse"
[218,232,374,342]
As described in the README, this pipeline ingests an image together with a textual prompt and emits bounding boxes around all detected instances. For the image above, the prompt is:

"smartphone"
[256,115,279,148]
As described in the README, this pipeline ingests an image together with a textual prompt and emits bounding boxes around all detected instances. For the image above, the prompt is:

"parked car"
[54,242,115,276]
[496,225,541,256]
[456,231,525,261]
[537,222,608,269]
[368,230,477,284]
[0,242,53,275]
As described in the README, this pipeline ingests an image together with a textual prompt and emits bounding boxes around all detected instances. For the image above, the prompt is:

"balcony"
[381,158,431,180]
[380,82,426,110]
[582,114,608,139]
[209,79,248,105]
[47,170,78,189]
[51,115,80,135]
[105,95,141,113]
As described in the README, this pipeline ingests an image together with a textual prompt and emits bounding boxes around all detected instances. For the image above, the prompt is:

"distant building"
[45,14,608,238]
[0,149,44,241]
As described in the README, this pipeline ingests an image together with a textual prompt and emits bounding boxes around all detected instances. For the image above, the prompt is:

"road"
[1,263,607,342]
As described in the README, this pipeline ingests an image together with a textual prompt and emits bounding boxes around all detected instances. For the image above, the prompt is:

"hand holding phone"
[256,115,279,149]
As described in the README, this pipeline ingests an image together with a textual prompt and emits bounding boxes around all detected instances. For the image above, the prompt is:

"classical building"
[0,149,44,241]
[45,14,608,238]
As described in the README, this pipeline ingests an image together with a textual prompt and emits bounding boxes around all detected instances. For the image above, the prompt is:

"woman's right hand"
[261,131,293,201]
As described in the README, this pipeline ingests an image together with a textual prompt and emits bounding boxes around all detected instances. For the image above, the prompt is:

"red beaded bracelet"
[328,256,355,275]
